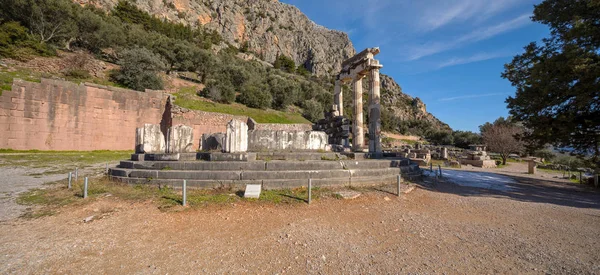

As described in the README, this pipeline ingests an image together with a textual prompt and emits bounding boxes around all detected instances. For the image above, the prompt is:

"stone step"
[118,159,418,172]
[109,167,403,181]
[109,174,403,190]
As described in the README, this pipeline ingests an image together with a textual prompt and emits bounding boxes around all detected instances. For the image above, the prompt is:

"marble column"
[333,80,343,116]
[368,68,382,155]
[352,75,364,151]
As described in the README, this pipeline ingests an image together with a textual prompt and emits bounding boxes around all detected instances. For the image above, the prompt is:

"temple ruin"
[334,47,383,156]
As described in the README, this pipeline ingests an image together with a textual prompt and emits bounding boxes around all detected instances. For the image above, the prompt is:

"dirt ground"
[1,162,599,274]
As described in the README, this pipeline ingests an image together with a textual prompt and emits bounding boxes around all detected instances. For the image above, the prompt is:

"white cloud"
[417,0,524,31]
[407,13,531,60]
[436,52,512,69]
[438,92,509,102]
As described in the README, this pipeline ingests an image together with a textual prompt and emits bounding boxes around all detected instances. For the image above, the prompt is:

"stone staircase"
[109,158,421,190]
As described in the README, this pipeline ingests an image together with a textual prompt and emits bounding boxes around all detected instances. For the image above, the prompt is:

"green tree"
[452,130,482,149]
[111,47,165,91]
[502,0,600,165]
[302,99,324,122]
[273,54,296,73]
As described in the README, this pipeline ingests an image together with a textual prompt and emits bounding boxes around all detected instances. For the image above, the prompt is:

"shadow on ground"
[416,170,600,209]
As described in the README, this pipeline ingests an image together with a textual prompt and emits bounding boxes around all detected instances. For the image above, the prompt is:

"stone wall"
[0,79,167,150]
[0,78,314,151]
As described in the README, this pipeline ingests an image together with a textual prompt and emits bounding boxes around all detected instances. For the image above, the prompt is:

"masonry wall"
[0,78,313,151]
[0,79,167,151]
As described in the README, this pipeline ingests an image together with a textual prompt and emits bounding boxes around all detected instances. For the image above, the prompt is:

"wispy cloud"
[438,92,509,102]
[407,13,531,61]
[436,52,512,69]
[418,0,524,31]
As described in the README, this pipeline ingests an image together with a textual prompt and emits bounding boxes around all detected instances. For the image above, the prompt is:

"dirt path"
[1,171,599,274]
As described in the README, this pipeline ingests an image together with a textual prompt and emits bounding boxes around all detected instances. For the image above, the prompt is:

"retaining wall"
[0,78,312,151]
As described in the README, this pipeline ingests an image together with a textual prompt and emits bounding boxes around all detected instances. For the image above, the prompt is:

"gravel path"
[0,163,111,222]
[0,167,599,273]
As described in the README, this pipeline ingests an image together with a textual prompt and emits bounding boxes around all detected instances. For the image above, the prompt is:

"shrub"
[302,99,323,122]
[111,47,165,91]
[238,84,271,109]
[273,54,295,73]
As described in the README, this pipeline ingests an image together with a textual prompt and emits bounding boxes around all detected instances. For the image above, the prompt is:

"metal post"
[68,172,72,189]
[430,162,433,172]
[308,179,312,205]
[182,180,187,206]
[105,162,109,174]
[397,174,401,196]
[438,165,442,178]
[83,177,88,199]
[75,167,78,183]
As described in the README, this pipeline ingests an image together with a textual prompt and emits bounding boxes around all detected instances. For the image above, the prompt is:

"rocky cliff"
[380,74,450,130]
[77,0,355,76]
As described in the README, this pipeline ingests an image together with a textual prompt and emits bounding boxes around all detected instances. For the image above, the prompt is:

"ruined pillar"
[352,76,364,151]
[368,67,382,155]
[333,80,343,116]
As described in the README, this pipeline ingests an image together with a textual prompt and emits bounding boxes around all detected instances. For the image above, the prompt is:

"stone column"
[352,75,364,151]
[333,80,343,116]
[368,68,382,155]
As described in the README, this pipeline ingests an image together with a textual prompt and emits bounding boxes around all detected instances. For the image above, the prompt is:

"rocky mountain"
[76,0,449,131]
[380,74,450,130]
[77,0,355,76]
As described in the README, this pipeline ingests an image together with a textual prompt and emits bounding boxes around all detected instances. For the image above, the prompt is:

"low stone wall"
[248,130,328,151]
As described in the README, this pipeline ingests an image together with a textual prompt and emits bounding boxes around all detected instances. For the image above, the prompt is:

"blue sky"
[281,0,549,132]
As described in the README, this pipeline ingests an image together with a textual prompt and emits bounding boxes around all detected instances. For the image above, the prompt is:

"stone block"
[153,153,180,161]
[247,130,328,151]
[224,119,248,153]
[201,133,225,151]
[135,124,165,154]
[167,124,194,153]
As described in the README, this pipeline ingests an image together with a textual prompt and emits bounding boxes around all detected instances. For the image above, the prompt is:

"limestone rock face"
[167,124,194,153]
[77,0,355,76]
[379,74,450,131]
[135,124,166,154]
[224,119,248,153]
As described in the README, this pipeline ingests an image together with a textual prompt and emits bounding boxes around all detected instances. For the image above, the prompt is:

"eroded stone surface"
[135,124,166,154]
[201,133,225,151]
[224,119,248,153]
[167,124,194,153]
[248,130,328,151]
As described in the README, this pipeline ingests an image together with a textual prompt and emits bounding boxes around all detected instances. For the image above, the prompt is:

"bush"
[238,84,272,109]
[0,21,54,60]
[273,54,295,73]
[201,80,236,103]
[302,99,323,122]
[111,47,165,91]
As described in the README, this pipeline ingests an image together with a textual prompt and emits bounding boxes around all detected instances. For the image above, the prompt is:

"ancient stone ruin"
[333,47,383,156]
[108,47,426,190]
[459,145,497,168]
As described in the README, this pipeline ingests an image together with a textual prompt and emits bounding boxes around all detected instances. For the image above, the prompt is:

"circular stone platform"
[109,153,421,190]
